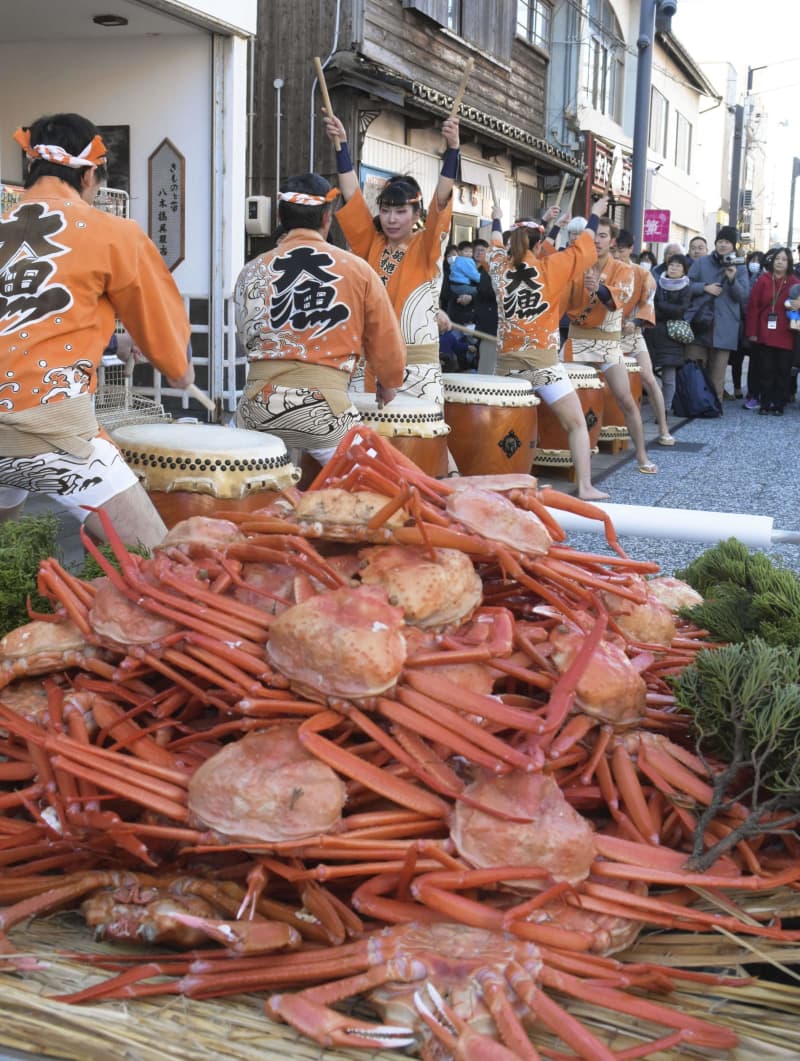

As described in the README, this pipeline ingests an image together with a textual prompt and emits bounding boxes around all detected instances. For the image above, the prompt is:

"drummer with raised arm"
[0,113,193,548]
[322,110,458,406]
[487,195,611,500]
[234,173,405,470]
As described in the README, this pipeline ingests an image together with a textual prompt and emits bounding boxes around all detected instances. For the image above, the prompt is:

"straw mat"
[1,903,799,1060]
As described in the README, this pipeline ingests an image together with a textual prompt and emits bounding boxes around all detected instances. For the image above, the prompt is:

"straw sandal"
[638,462,658,474]
[656,434,676,446]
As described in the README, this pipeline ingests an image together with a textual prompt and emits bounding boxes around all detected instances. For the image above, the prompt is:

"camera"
[722,252,745,266]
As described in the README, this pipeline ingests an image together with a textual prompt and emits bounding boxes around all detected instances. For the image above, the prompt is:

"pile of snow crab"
[2,425,799,1060]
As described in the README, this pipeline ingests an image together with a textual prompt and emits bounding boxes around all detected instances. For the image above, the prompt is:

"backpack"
[671,360,722,418]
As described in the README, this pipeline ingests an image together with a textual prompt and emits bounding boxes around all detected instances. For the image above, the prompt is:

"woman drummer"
[322,110,458,406]
[486,195,611,501]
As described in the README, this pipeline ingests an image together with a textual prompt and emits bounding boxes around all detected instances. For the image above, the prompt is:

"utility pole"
[788,157,800,248]
[729,105,744,229]
[630,0,677,251]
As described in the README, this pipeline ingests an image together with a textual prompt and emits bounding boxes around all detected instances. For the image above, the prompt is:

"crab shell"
[445,486,552,555]
[294,489,408,535]
[266,584,407,701]
[188,726,346,844]
[451,771,597,888]
[549,622,647,727]
[358,545,483,630]
[599,576,676,648]
[89,577,180,646]
[646,575,704,611]
[0,619,102,686]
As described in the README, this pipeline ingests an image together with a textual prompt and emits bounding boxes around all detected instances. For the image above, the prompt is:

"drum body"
[349,393,450,478]
[600,356,642,441]
[442,373,539,477]
[111,422,300,527]
[533,363,604,469]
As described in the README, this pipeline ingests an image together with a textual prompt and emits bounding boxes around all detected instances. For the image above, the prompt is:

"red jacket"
[745,271,796,350]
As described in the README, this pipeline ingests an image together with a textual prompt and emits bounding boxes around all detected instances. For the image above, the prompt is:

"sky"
[672,0,800,242]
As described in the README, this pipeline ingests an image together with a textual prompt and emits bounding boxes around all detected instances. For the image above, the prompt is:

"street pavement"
[24,374,800,579]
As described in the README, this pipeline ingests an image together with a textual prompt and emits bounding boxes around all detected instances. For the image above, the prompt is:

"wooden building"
[251,0,583,246]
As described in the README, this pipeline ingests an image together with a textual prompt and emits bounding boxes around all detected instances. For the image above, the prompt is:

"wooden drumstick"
[314,56,341,150]
[451,322,497,344]
[186,382,217,415]
[442,57,473,150]
[487,171,499,209]
[555,171,569,210]
[449,57,474,119]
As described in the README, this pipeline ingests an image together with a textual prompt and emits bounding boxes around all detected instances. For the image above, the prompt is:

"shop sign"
[644,209,671,243]
[148,139,185,272]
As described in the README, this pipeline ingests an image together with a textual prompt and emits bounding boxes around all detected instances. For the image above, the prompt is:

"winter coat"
[646,282,691,368]
[744,271,796,350]
[686,252,749,350]
[473,267,498,336]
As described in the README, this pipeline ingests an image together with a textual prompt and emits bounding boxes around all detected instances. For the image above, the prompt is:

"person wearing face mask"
[323,109,459,406]
[685,225,750,404]
[637,250,658,272]
[744,247,797,415]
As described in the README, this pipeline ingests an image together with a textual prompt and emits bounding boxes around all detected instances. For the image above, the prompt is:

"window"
[446,0,462,34]
[516,0,551,50]
[582,0,624,123]
[675,112,692,173]
[649,88,669,157]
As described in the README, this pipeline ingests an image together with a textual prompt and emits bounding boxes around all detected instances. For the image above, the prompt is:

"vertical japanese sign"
[148,139,185,271]
[643,209,671,244]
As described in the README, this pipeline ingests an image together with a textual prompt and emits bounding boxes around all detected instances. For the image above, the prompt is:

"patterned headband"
[513,220,544,231]
[379,188,422,205]
[14,128,107,169]
[278,187,340,205]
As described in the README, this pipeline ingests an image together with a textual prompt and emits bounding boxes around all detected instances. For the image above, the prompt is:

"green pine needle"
[675,538,800,646]
[0,514,61,638]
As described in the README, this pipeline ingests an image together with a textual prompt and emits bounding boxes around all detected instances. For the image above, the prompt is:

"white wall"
[158,0,257,34]
[0,35,213,294]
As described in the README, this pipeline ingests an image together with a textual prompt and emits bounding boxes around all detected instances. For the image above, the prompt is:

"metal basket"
[95,357,170,431]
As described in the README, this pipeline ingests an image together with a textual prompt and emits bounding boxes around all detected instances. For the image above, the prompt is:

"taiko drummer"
[233,173,405,469]
[322,109,458,407]
[565,218,657,476]
[0,113,194,548]
[486,195,611,501]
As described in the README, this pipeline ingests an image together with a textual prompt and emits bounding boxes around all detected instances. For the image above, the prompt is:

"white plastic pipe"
[544,502,800,551]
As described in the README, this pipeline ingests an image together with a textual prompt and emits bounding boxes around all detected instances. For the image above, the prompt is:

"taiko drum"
[111,422,300,528]
[349,392,450,478]
[599,356,642,441]
[442,373,540,476]
[533,363,604,470]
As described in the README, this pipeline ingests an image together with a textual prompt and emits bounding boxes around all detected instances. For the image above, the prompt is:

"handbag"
[666,318,695,344]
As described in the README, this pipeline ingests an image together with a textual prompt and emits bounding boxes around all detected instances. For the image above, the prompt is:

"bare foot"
[578,487,610,501]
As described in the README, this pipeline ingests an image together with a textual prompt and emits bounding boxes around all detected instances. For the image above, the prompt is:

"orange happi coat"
[0,177,189,413]
[487,230,598,354]
[336,189,452,348]
[234,228,405,387]
[566,255,635,333]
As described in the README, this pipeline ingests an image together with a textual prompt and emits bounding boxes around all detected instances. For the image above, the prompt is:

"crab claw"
[166,912,301,955]
[267,993,416,1049]
[414,982,525,1061]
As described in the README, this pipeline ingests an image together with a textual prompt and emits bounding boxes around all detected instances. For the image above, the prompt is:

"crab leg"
[416,980,531,1060]
[299,710,450,819]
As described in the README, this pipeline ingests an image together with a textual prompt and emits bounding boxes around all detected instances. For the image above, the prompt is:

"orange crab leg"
[387,690,536,773]
[299,710,450,819]
[540,965,738,1049]
[402,669,547,732]
[610,743,659,845]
